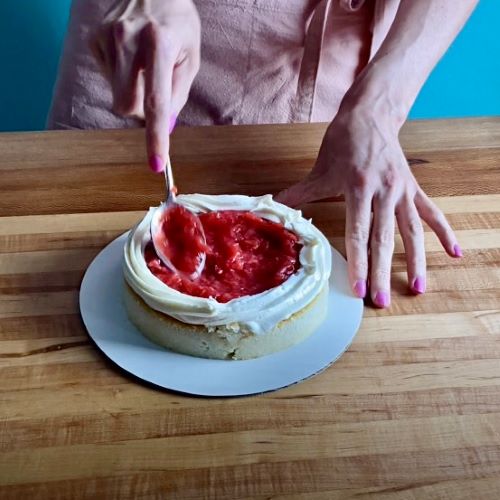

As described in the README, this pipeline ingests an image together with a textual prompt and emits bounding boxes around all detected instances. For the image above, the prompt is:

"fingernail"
[353,280,366,298]
[149,154,164,173]
[453,244,463,258]
[412,276,426,294]
[374,291,390,308]
[169,114,177,134]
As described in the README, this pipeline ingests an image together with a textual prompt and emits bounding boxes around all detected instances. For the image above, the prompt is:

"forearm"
[341,0,478,127]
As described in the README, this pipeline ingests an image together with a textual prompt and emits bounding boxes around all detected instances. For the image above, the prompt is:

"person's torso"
[48,0,400,129]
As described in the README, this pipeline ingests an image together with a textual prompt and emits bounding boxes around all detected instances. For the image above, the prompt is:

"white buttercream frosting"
[123,194,331,335]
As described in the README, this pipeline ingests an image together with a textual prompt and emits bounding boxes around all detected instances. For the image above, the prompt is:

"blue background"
[0,0,498,132]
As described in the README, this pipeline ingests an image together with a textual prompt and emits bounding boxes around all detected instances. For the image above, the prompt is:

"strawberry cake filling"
[146,210,302,303]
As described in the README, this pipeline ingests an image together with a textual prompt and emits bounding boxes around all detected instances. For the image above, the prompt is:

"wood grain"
[1,118,500,499]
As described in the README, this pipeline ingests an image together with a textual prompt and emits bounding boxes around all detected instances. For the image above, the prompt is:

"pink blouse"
[47,0,401,130]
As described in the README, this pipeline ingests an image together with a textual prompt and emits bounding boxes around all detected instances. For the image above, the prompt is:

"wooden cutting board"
[0,118,499,499]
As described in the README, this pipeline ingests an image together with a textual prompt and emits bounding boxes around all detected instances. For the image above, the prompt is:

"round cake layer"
[123,282,329,360]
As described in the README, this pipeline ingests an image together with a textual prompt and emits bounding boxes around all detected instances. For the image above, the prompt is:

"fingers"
[345,191,372,299]
[143,22,177,173]
[90,25,117,79]
[170,52,199,119]
[90,22,144,118]
[370,195,396,308]
[396,196,426,294]
[111,21,143,116]
[415,190,462,258]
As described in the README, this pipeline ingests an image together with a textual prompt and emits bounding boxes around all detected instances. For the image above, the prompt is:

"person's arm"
[277,0,478,307]
[343,0,479,128]
[91,0,201,172]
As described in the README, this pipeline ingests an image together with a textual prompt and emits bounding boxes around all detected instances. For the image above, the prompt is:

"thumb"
[275,176,328,208]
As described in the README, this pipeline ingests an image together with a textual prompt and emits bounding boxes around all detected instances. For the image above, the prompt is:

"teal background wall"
[0,0,498,132]
[0,0,71,132]
[409,0,500,119]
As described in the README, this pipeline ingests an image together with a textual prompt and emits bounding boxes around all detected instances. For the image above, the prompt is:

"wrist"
[339,61,412,132]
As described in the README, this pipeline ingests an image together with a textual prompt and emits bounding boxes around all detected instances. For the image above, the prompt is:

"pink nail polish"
[169,114,177,135]
[453,244,463,258]
[149,154,164,173]
[412,276,426,294]
[354,280,366,298]
[374,291,390,308]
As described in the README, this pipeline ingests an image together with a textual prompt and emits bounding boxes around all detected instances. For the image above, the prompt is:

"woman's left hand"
[275,108,462,308]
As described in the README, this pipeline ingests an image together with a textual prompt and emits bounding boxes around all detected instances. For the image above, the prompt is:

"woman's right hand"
[91,0,201,172]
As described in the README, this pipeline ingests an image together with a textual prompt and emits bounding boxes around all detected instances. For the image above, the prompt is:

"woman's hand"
[276,109,462,308]
[277,0,475,307]
[91,0,200,172]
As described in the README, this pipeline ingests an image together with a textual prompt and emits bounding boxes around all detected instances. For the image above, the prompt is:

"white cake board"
[80,232,363,396]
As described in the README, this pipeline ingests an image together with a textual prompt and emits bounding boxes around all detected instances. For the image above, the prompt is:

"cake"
[123,194,332,360]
